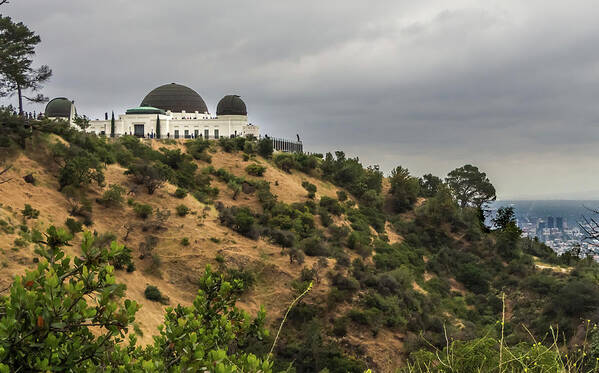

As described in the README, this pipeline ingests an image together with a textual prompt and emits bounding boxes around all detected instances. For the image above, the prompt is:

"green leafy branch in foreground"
[0,226,274,372]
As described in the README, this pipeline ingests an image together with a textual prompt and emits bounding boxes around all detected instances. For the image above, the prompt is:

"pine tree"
[0,15,52,115]
[110,111,115,137]
[155,114,161,139]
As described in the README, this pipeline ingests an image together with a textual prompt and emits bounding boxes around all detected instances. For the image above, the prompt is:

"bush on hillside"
[21,204,39,219]
[175,204,190,217]
[319,196,343,215]
[217,205,260,240]
[144,285,169,304]
[133,203,153,219]
[274,153,297,173]
[64,218,83,234]
[126,160,171,194]
[301,181,317,199]
[246,163,266,177]
[97,184,125,207]
[174,187,188,198]
[185,138,212,162]
[257,138,273,158]
[300,236,330,257]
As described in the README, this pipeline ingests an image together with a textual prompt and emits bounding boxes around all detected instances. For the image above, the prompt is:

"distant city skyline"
[3,1,599,199]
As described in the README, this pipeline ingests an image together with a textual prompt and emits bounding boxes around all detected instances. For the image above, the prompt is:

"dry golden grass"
[0,141,411,371]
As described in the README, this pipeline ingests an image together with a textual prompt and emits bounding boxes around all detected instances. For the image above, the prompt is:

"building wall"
[85,113,258,138]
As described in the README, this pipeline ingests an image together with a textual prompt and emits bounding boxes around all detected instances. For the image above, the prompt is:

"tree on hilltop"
[446,164,496,209]
[418,173,443,198]
[0,15,52,115]
[389,166,420,213]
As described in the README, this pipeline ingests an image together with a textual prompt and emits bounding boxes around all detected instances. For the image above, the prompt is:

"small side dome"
[216,95,247,116]
[45,97,75,118]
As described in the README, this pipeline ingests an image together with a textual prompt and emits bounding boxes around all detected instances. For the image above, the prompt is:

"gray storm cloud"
[3,0,599,199]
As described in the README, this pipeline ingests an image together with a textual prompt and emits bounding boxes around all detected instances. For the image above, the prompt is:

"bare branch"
[0,165,13,185]
[0,1,9,6]
[579,205,599,246]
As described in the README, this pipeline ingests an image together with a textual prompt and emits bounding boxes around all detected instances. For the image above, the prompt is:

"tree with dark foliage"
[445,164,496,209]
[0,15,52,115]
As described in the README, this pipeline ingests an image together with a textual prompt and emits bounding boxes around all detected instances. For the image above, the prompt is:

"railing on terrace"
[269,137,303,154]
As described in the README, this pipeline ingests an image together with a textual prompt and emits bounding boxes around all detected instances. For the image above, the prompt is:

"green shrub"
[245,163,266,177]
[184,138,212,162]
[319,209,332,227]
[217,205,260,240]
[336,190,348,201]
[181,237,190,246]
[174,188,188,198]
[21,204,39,219]
[65,218,83,234]
[300,236,330,257]
[0,219,15,234]
[13,237,27,247]
[218,138,236,152]
[110,246,134,271]
[456,263,490,294]
[274,153,297,173]
[332,317,348,337]
[98,184,125,207]
[301,181,317,199]
[176,204,190,217]
[144,285,168,304]
[319,196,343,215]
[133,203,153,219]
[257,138,273,158]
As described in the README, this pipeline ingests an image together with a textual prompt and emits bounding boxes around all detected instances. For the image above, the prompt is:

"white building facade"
[87,110,258,139]
[79,83,259,139]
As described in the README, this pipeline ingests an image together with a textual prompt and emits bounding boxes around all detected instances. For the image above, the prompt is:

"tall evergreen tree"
[110,111,115,137]
[155,114,160,139]
[0,15,52,115]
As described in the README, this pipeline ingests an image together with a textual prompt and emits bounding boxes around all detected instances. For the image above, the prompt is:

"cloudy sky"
[3,1,599,199]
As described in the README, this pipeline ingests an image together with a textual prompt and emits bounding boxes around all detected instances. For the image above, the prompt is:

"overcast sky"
[3,1,599,199]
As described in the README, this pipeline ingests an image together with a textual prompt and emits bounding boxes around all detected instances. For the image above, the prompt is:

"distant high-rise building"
[537,221,546,236]
[556,217,563,230]
[547,216,554,229]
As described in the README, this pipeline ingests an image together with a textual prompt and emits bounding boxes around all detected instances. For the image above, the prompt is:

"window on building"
[204,129,209,139]
[184,129,189,138]
[174,130,180,139]
[194,129,199,138]
[214,129,219,139]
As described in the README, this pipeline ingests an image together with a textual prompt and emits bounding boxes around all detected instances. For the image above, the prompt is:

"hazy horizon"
[2,1,599,200]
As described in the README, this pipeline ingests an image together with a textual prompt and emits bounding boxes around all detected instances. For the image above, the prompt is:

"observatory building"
[49,83,259,139]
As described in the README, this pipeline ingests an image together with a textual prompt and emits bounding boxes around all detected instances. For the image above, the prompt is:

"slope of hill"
[2,114,599,372]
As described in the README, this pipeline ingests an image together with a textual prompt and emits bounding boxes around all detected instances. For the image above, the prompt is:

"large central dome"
[140,83,208,113]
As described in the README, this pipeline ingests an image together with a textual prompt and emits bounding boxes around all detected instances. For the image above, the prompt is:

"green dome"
[140,83,208,113]
[45,97,75,118]
[126,106,166,115]
[216,95,247,116]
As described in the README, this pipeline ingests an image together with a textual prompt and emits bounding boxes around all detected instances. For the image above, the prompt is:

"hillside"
[2,114,599,372]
